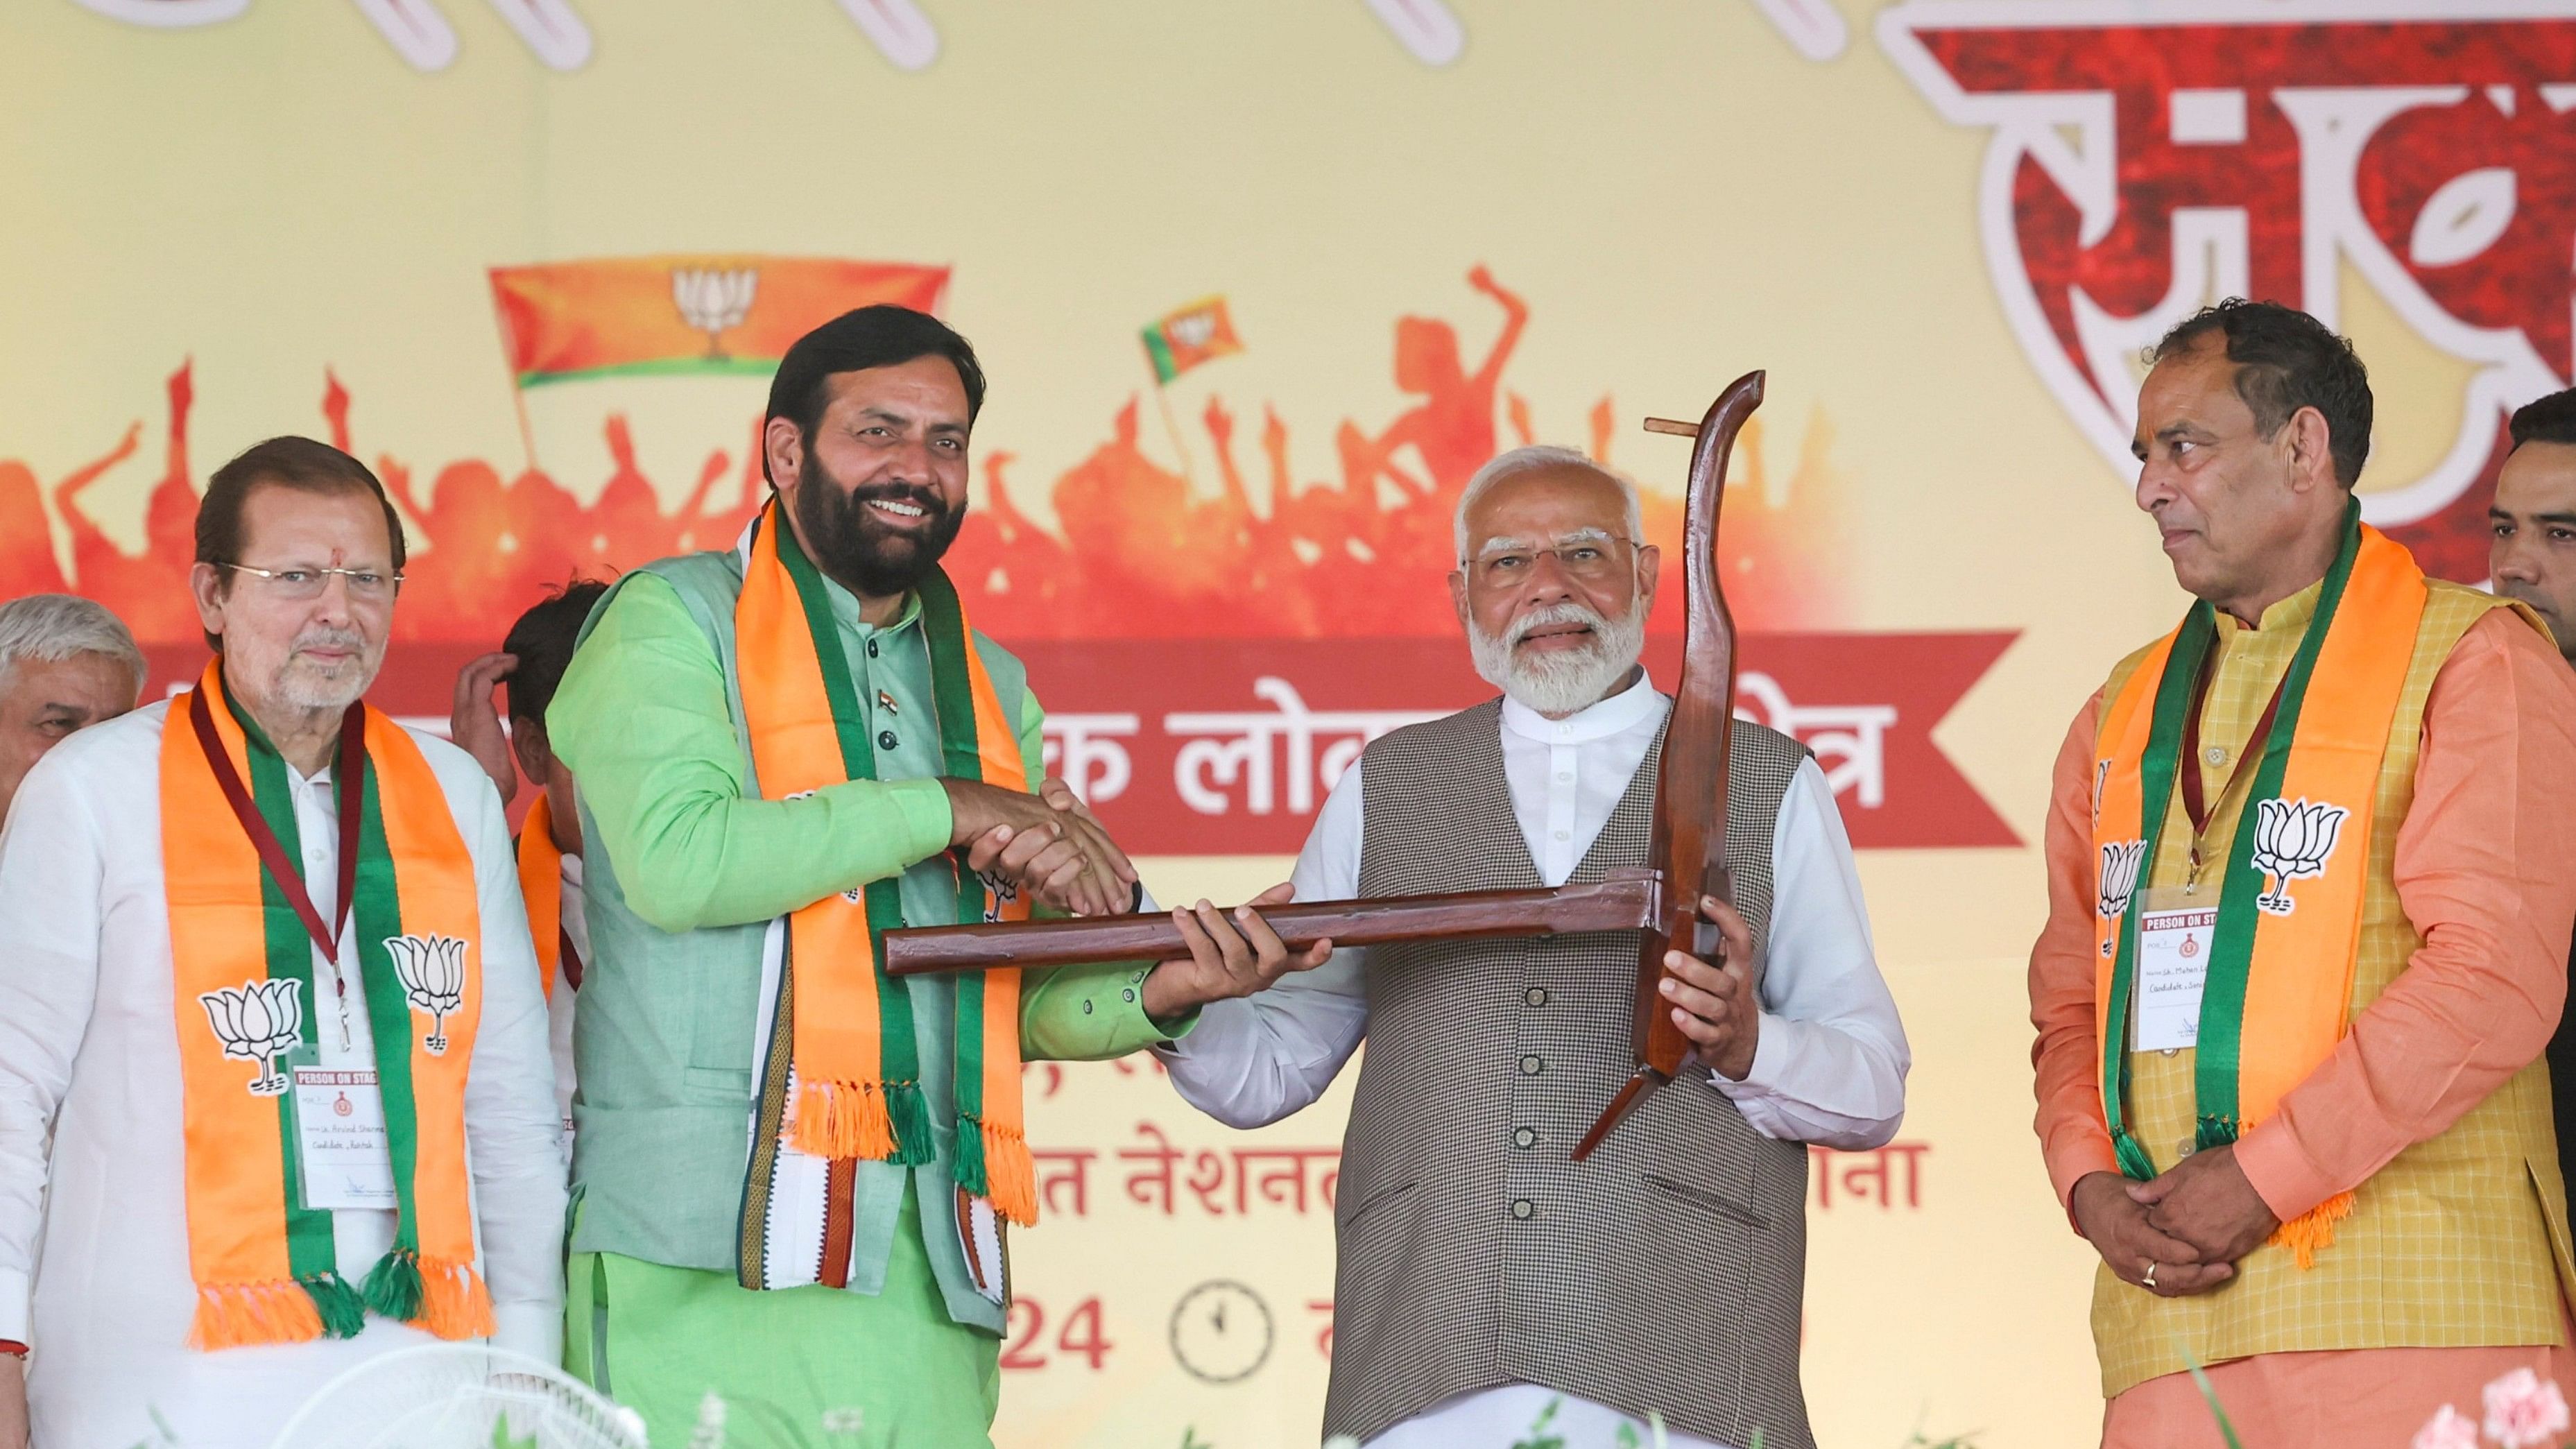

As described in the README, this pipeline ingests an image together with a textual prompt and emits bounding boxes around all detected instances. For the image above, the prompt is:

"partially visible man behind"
[2032,301,2576,1446]
[0,438,565,1449]
[0,594,145,823]
[2487,384,2576,1203]
[451,580,612,1151]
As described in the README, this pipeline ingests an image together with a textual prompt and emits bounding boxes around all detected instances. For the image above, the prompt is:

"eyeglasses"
[1465,537,1639,587]
[217,562,404,603]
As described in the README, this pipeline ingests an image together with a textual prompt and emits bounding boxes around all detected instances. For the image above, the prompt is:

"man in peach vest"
[2030,300,2576,1445]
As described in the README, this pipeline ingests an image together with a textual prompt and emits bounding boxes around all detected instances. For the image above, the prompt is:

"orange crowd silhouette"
[0,269,1853,645]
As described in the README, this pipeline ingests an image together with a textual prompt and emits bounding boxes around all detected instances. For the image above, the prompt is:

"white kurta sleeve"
[1706,756,1911,1149]
[440,746,569,1360]
[1153,761,1371,1130]
[0,751,107,1344]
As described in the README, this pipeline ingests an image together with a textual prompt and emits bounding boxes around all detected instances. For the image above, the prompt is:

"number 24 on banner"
[1000,1296,1114,1372]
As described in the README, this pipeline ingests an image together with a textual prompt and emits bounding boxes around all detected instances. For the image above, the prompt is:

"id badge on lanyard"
[2133,642,2278,1055]
[290,1065,398,1210]
[2132,886,2214,1054]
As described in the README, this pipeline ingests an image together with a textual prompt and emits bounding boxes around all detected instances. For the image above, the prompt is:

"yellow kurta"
[2090,578,2575,1396]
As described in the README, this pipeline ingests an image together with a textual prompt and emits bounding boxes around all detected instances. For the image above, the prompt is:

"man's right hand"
[449,651,520,802]
[1,1353,26,1449]
[943,778,1137,918]
[2070,1170,2232,1298]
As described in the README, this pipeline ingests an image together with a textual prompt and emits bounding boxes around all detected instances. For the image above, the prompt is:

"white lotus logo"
[2250,798,2349,916]
[2097,838,2147,947]
[1167,309,1217,349]
[386,934,467,1056]
[199,979,304,1097]
[979,872,1020,924]
[671,268,758,361]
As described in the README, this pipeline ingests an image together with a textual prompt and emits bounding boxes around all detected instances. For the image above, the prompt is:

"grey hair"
[1453,445,1646,563]
[0,594,147,701]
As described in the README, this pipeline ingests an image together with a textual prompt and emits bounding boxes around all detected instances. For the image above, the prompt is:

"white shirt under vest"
[0,703,567,1449]
[1157,671,1910,1449]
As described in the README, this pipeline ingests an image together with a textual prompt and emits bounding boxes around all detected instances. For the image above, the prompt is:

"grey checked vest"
[1323,698,1814,1449]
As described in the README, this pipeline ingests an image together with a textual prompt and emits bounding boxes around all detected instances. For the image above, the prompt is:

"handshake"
[940,775,1143,920]
[936,776,1331,1020]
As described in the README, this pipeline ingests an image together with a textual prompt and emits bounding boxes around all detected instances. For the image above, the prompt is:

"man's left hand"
[1038,775,1137,914]
[951,776,1138,917]
[2131,1143,2278,1267]
[1139,884,1333,1024]
[1661,894,1763,1081]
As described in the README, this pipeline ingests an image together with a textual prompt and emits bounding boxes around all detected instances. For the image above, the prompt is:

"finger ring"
[2142,1262,2158,1289]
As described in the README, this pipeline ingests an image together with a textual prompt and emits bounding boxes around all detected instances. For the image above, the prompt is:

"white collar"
[1498,669,1663,746]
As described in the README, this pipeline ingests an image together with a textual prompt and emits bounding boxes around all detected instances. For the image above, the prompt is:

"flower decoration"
[2412,1404,2480,1449]
[2484,1367,2571,1449]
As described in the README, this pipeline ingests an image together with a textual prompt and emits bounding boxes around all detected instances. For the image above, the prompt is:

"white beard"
[268,631,377,713]
[277,665,368,714]
[1467,599,1647,717]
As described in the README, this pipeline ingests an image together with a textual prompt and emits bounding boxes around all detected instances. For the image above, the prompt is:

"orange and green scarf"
[516,794,572,1000]
[162,662,493,1348]
[2092,505,2425,1264]
[735,499,1038,1225]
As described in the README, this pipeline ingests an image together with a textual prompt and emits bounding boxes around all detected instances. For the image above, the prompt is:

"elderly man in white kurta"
[0,438,563,1449]
[1159,446,1909,1449]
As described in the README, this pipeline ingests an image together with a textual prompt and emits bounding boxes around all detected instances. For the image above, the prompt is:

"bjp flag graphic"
[488,255,950,387]
[1140,296,1244,384]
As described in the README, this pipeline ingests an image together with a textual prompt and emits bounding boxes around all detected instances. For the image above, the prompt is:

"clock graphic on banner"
[1169,1280,1274,1385]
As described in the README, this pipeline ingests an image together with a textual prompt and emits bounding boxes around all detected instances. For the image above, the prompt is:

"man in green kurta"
[547,306,1316,1446]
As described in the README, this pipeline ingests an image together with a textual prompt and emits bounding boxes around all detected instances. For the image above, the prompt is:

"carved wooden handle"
[882,869,1667,975]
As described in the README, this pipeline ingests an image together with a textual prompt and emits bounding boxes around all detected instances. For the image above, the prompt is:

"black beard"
[793,468,967,599]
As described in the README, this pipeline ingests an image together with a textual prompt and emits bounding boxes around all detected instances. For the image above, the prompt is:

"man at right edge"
[2031,300,2576,1445]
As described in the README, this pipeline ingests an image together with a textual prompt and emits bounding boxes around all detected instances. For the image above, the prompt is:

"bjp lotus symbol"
[672,267,758,361]
[386,934,468,1056]
[2097,838,2147,949]
[199,979,305,1097]
[2250,798,2349,916]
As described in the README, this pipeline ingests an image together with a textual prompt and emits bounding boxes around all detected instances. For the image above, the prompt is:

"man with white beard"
[1156,445,1909,1449]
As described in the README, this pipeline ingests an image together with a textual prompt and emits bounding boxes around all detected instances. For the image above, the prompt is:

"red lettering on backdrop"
[1808,1140,1930,1210]
[1017,633,2017,854]
[1882,1,2576,581]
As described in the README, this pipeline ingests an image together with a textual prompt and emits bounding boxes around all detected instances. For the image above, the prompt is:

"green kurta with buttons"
[546,547,1179,1360]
